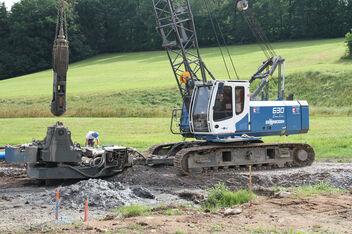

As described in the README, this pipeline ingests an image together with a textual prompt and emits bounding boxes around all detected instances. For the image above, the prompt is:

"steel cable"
[202,0,231,80]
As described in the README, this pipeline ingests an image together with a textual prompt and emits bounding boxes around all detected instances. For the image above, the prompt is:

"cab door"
[209,82,236,134]
[209,81,250,134]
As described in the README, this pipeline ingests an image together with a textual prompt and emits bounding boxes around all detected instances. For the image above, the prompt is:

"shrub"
[344,29,352,58]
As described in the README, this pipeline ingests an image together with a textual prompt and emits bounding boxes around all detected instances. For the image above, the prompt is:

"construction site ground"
[1,161,352,233]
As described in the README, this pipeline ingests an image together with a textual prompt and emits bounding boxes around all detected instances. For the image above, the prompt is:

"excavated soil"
[1,161,352,232]
[111,162,352,190]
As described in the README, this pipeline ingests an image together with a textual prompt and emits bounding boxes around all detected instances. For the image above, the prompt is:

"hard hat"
[94,132,99,138]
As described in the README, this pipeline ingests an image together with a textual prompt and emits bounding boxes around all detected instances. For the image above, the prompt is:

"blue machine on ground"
[147,0,314,174]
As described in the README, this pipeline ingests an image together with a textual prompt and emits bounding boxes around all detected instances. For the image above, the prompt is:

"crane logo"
[265,119,285,125]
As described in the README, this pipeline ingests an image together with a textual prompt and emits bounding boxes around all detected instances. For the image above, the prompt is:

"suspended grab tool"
[51,0,69,116]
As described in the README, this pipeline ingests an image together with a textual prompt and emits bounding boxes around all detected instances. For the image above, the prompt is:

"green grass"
[265,117,352,159]
[0,87,182,118]
[0,38,347,98]
[174,231,186,234]
[118,204,151,218]
[1,70,351,118]
[244,227,298,234]
[288,181,346,197]
[202,183,253,210]
[163,208,183,216]
[0,117,350,158]
[118,204,185,218]
[0,117,180,150]
[0,38,351,117]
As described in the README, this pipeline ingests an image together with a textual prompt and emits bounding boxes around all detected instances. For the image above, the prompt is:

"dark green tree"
[1,0,352,79]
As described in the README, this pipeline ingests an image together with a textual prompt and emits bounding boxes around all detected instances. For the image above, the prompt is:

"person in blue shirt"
[85,131,100,148]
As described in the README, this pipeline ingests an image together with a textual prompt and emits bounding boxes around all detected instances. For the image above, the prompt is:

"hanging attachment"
[51,0,69,116]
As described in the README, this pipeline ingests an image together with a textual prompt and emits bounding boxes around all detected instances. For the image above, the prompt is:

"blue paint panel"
[250,105,286,134]
[236,114,249,132]
[180,104,190,133]
[286,106,301,131]
[301,106,309,130]
[194,101,310,141]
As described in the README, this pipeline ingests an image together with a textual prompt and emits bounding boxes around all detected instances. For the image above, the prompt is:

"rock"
[132,187,155,199]
[95,227,108,233]
[0,171,5,177]
[137,222,148,226]
[102,214,117,221]
[177,190,204,203]
[274,191,292,198]
[1,195,11,201]
[223,208,242,216]
[25,201,29,205]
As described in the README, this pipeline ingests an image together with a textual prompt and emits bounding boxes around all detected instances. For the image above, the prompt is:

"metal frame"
[152,0,215,108]
[249,56,285,101]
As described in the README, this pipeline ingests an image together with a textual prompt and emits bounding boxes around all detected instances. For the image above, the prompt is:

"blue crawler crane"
[147,0,314,174]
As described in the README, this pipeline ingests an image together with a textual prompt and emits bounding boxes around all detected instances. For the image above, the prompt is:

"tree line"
[0,0,351,80]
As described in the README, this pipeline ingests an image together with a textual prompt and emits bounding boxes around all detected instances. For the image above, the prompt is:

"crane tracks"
[172,142,315,175]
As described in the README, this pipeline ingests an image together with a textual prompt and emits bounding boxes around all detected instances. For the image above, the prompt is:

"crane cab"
[188,80,250,136]
[173,80,310,141]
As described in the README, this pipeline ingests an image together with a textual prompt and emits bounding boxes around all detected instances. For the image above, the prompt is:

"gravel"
[236,163,352,190]
[58,179,154,210]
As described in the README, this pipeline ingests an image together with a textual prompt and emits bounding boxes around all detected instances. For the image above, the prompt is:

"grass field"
[0,38,349,98]
[0,117,351,159]
[0,38,351,118]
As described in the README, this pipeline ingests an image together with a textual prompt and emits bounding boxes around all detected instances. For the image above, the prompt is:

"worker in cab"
[85,131,100,148]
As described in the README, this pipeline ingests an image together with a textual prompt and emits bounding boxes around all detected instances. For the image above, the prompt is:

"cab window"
[235,86,245,115]
[213,85,233,121]
[192,86,211,132]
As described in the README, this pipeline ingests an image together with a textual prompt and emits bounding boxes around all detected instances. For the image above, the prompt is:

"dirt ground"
[70,193,352,233]
[1,161,352,233]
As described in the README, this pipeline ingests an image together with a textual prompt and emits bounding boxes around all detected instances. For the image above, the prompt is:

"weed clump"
[118,204,185,218]
[202,183,253,210]
[291,181,345,197]
[118,204,150,218]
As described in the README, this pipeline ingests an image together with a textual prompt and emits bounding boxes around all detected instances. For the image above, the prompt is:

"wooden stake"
[84,200,88,222]
[249,165,252,206]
